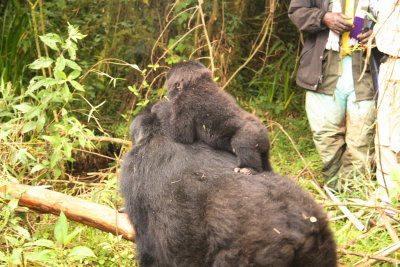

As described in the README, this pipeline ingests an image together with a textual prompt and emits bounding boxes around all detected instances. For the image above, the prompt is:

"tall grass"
[0,0,34,90]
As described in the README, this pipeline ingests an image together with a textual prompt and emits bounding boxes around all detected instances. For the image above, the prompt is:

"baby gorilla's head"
[167,60,213,98]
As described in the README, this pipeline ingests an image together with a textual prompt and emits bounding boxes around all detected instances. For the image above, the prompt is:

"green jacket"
[288,0,375,101]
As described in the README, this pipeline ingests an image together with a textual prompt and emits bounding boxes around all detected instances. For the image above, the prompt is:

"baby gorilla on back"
[152,60,272,173]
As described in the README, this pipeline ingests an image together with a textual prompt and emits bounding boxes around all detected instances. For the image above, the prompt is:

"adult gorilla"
[120,105,337,267]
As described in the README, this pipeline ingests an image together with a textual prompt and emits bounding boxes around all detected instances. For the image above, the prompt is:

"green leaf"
[53,168,62,179]
[67,24,87,41]
[64,227,82,246]
[25,106,41,120]
[69,80,85,92]
[21,121,37,133]
[61,84,73,102]
[13,103,33,113]
[24,239,55,248]
[8,198,20,210]
[42,135,60,144]
[49,154,58,169]
[39,33,61,51]
[0,111,13,117]
[24,250,53,262]
[10,248,22,265]
[67,42,77,60]
[68,70,81,80]
[65,59,82,71]
[14,225,31,239]
[31,164,46,173]
[54,212,68,245]
[36,115,46,132]
[68,246,96,261]
[28,78,58,93]
[54,70,67,81]
[5,236,20,246]
[55,56,67,72]
[63,141,72,160]
[29,57,54,69]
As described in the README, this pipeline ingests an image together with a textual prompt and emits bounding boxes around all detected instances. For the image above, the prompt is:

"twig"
[323,202,400,214]
[353,241,400,266]
[27,0,46,77]
[198,0,215,74]
[85,135,131,146]
[294,160,317,180]
[151,6,198,64]
[324,187,365,232]
[38,0,52,77]
[271,121,328,200]
[379,211,399,243]
[337,249,400,265]
[73,148,120,161]
[329,215,348,222]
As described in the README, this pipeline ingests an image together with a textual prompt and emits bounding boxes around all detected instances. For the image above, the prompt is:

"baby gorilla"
[120,106,337,267]
[151,60,271,174]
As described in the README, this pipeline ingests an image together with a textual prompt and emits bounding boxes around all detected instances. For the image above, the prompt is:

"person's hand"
[357,29,373,45]
[322,12,354,34]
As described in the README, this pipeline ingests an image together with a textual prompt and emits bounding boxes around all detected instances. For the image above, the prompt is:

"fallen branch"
[337,249,400,265]
[353,241,400,266]
[324,187,365,232]
[0,183,135,242]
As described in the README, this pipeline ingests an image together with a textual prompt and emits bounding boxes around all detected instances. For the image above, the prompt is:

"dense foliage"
[0,0,398,266]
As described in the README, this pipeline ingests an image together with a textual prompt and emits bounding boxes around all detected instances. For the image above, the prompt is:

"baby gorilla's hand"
[234,167,258,175]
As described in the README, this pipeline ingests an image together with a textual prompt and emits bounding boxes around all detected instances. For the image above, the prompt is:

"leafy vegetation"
[0,0,399,266]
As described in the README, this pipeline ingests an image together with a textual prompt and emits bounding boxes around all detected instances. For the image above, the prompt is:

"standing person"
[374,0,400,204]
[288,0,377,190]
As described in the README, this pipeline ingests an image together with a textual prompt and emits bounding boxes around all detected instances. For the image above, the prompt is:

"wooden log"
[0,183,135,242]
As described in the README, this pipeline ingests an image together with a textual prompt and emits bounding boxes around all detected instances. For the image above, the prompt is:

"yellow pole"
[342,0,354,56]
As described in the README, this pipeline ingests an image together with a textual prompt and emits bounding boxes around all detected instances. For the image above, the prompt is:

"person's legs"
[375,58,400,202]
[306,56,375,189]
[305,90,346,187]
[340,92,375,181]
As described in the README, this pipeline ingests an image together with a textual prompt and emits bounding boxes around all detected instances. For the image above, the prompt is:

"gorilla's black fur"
[151,60,271,173]
[120,106,337,267]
